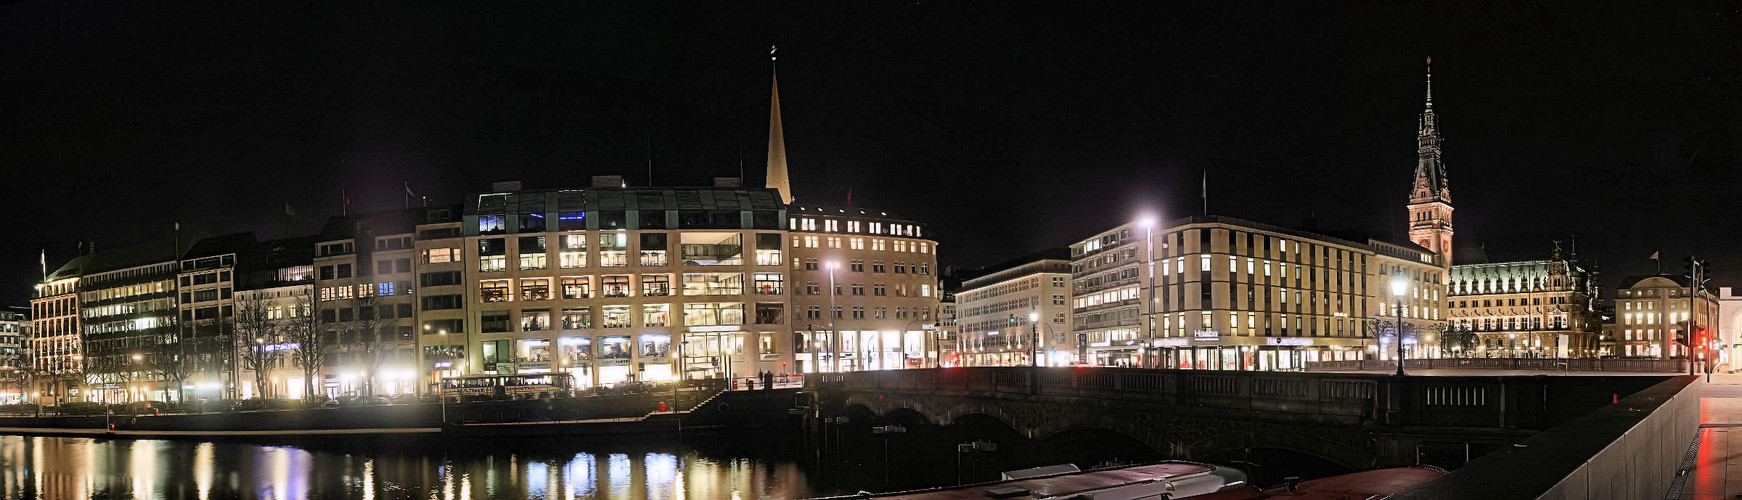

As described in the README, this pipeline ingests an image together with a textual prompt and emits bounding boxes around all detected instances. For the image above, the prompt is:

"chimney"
[490,181,523,192]
[591,175,625,188]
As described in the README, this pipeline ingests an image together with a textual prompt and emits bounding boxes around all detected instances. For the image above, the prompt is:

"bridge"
[805,367,1680,471]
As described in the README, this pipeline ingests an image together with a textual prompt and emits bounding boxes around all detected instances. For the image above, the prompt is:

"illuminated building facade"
[75,238,187,403]
[1447,248,1601,358]
[956,249,1072,367]
[1615,275,1718,360]
[312,209,423,397]
[786,205,941,373]
[1069,222,1155,367]
[1129,216,1444,371]
[449,181,787,389]
[0,306,27,404]
[30,264,82,403]
[232,236,316,399]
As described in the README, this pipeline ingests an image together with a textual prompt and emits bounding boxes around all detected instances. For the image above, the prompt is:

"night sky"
[4,2,1740,307]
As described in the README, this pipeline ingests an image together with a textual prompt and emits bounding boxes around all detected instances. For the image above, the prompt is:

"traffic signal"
[1675,328,1688,346]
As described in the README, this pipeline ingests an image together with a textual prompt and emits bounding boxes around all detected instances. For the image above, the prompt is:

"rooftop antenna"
[737,134,744,183]
[646,133,654,187]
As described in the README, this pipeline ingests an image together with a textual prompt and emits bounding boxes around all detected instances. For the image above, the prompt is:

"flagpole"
[1201,169,1208,216]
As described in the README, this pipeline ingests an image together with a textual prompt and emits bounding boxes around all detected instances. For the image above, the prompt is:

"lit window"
[1201,255,1211,272]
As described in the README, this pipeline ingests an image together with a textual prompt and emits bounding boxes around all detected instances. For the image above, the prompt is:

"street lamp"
[1029,311,1041,367]
[827,261,840,373]
[1390,275,1409,376]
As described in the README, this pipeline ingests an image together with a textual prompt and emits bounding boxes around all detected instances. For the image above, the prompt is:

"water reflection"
[0,434,817,499]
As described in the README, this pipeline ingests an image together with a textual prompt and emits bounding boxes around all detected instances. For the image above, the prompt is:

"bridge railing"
[1305,357,1685,373]
[812,367,1668,429]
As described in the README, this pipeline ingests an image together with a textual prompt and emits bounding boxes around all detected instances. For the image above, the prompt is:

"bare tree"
[1432,323,1478,357]
[353,294,385,397]
[147,331,199,404]
[285,293,327,402]
[234,290,283,399]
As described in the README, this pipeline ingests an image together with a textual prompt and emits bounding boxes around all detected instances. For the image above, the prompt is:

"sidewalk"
[1678,374,1742,499]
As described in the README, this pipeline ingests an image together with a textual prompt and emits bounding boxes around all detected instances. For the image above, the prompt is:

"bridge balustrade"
[810,367,1666,430]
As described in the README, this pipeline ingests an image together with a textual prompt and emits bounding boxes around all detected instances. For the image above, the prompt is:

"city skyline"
[5,2,1739,305]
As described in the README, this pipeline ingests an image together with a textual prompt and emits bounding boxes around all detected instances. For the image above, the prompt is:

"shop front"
[639,333,674,381]
[559,336,593,389]
[597,335,633,386]
[683,326,743,380]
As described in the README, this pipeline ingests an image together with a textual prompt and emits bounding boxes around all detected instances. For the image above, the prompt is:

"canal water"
[0,422,1342,498]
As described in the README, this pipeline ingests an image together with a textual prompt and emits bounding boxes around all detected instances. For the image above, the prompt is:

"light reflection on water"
[0,434,816,499]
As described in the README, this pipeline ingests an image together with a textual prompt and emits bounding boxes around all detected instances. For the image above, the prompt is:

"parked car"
[231,398,267,411]
[363,395,392,406]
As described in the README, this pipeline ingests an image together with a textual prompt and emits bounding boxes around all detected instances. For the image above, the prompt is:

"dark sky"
[4,2,1740,306]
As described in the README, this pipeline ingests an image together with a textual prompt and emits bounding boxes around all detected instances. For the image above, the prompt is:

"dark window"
[422,295,463,310]
[397,303,413,317]
[319,266,334,280]
[557,211,586,231]
[479,238,506,256]
[753,211,781,229]
[519,236,546,253]
[336,264,352,279]
[639,210,667,229]
[321,309,336,323]
[520,213,546,232]
[339,308,354,322]
[482,311,510,333]
[599,211,627,229]
[421,271,463,287]
[396,258,411,273]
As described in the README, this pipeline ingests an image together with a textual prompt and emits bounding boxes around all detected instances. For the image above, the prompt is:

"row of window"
[317,282,413,301]
[792,258,932,275]
[790,216,923,238]
[793,305,931,321]
[477,302,766,332]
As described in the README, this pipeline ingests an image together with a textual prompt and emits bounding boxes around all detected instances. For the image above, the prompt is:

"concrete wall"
[1390,375,1700,500]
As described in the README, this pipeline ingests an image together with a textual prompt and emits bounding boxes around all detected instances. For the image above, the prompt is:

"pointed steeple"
[766,46,793,204]
[1412,56,1447,203]
[1407,56,1454,266]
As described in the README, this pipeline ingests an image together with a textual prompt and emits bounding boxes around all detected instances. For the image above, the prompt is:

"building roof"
[787,204,923,226]
[962,248,1072,290]
[44,254,91,282]
[80,236,197,276]
[183,231,258,259]
[1616,274,1691,289]
[470,187,785,215]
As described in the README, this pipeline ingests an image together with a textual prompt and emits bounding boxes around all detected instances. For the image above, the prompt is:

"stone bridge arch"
[837,391,1369,469]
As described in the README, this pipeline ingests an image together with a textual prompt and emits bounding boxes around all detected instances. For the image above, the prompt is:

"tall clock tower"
[1408,58,1454,266]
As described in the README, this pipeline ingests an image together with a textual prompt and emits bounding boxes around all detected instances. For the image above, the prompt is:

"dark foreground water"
[0,419,1345,499]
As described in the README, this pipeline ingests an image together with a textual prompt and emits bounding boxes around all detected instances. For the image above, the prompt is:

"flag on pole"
[284,203,297,216]
[1650,251,1660,261]
[41,249,47,280]
[342,189,352,216]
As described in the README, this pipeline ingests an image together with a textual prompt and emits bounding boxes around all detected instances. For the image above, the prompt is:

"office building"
[956,249,1073,367]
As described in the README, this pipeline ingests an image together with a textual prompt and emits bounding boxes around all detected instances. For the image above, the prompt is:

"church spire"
[765,45,793,204]
[1407,56,1454,266]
